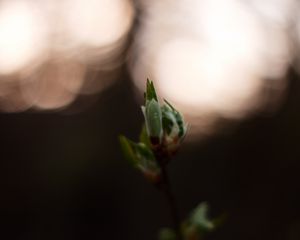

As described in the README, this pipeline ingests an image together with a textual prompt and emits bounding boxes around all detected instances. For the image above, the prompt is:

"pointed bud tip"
[145,78,158,102]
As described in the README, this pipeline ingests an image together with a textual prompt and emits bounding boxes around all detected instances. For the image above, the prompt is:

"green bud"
[142,79,163,145]
[182,202,215,240]
[190,202,214,232]
[145,78,158,101]
[161,100,187,153]
[119,135,139,166]
[139,125,151,148]
[119,135,161,184]
[142,99,163,144]
[183,202,224,240]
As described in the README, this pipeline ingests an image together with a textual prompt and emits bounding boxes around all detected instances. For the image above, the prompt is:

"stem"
[158,160,182,240]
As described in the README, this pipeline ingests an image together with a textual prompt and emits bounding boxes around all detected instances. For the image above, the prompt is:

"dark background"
[0,66,300,240]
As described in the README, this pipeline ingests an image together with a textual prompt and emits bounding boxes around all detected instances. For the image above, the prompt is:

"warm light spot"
[154,38,262,118]
[0,0,48,75]
[21,60,85,110]
[0,0,134,112]
[249,0,296,25]
[0,87,33,112]
[62,0,134,48]
[130,0,292,138]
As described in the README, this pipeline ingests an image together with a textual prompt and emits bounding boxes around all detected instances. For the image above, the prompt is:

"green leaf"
[119,135,161,183]
[134,142,161,184]
[139,125,151,148]
[182,202,216,240]
[163,99,176,111]
[146,100,162,136]
[119,135,138,166]
[161,104,177,136]
[190,202,214,232]
[159,228,177,240]
[135,142,156,166]
[163,99,186,138]
[162,113,174,135]
[145,78,158,101]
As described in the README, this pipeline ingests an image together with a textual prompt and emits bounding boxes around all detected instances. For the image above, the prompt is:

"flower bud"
[142,79,163,145]
[183,202,215,240]
[142,99,163,144]
[161,100,187,154]
[119,135,161,184]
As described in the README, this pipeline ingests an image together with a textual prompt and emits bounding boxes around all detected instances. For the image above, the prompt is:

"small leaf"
[139,125,151,148]
[135,142,156,165]
[191,202,214,232]
[163,99,176,111]
[144,99,163,142]
[161,104,176,135]
[134,143,161,184]
[145,78,158,101]
[119,135,138,166]
[159,228,177,240]
[163,99,186,138]
[119,137,161,184]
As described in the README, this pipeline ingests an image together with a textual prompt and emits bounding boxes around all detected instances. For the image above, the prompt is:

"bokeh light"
[62,0,134,49]
[130,0,295,138]
[0,0,48,75]
[0,0,135,112]
[21,59,86,110]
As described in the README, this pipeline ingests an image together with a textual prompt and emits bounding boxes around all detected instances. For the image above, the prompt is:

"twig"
[157,154,182,240]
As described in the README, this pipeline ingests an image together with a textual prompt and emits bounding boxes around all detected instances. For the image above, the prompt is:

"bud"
[183,202,215,240]
[119,135,161,184]
[142,79,163,145]
[161,100,187,154]
[190,202,214,231]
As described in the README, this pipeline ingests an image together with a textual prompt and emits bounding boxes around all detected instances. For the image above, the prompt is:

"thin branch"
[157,155,182,240]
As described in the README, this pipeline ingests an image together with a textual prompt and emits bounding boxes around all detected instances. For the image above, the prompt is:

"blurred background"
[1,0,300,239]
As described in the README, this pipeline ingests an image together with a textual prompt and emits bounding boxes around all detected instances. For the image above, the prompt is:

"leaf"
[162,114,174,135]
[135,142,156,165]
[163,99,176,111]
[119,135,138,166]
[163,99,186,138]
[119,135,161,183]
[139,125,151,148]
[182,202,216,240]
[145,78,158,101]
[190,202,214,232]
[159,228,177,240]
[161,104,176,135]
[134,142,161,184]
[144,99,163,141]
[142,80,163,142]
